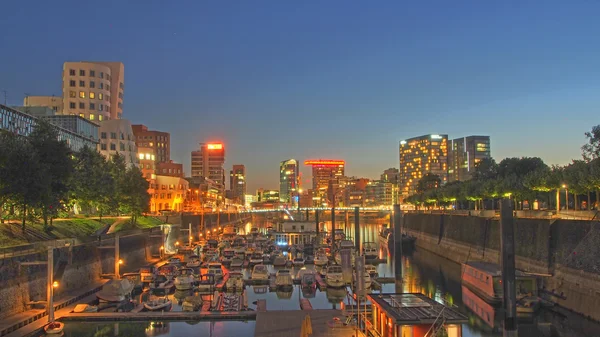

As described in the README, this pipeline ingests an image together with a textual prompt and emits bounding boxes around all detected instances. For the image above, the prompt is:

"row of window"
[161,168,181,174]
[100,132,132,141]
[139,142,168,148]
[69,101,108,112]
[69,80,111,91]
[100,142,132,152]
[69,69,111,81]
[138,135,168,141]
[78,113,103,121]
[69,91,109,101]
[153,193,184,200]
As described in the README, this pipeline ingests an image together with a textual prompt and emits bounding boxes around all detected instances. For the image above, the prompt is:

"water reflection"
[57,321,255,337]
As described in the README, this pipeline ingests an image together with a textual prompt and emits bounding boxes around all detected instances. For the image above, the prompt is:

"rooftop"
[368,293,468,325]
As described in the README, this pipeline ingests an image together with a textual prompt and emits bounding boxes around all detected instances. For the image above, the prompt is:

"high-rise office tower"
[229,165,246,204]
[304,160,345,192]
[279,159,299,203]
[191,143,226,187]
[448,136,491,182]
[399,134,448,197]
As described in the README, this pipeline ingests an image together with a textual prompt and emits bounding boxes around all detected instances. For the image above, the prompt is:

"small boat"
[139,265,157,284]
[230,258,244,269]
[221,248,235,266]
[168,257,182,266]
[251,264,269,281]
[249,252,264,265]
[273,255,287,267]
[293,257,305,267]
[150,274,174,295]
[362,242,378,259]
[353,270,372,289]
[121,272,143,294]
[97,279,134,303]
[334,250,355,266]
[186,254,201,268]
[174,268,195,290]
[365,264,378,278]
[157,264,178,280]
[197,274,216,293]
[44,322,64,334]
[275,269,293,288]
[207,239,219,249]
[207,262,225,281]
[299,269,316,289]
[326,265,345,288]
[314,253,329,266]
[182,295,203,312]
[73,304,98,313]
[226,271,245,292]
[144,296,172,311]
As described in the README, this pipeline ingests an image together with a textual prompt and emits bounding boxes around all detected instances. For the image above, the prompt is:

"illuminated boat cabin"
[461,261,537,304]
[367,293,467,337]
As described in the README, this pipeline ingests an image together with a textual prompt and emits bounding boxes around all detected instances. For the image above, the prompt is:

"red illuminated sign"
[304,160,345,166]
[207,143,223,150]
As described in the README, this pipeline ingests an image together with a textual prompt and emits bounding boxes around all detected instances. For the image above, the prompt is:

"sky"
[2,0,600,192]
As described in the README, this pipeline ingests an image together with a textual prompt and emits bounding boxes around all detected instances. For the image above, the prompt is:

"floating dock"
[61,311,257,321]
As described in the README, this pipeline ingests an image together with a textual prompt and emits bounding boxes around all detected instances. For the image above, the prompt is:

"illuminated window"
[145,153,151,160]
[90,92,95,99]
[69,91,76,98]
[79,113,85,118]
[149,142,153,147]
[98,93,103,100]
[151,155,155,160]
[89,114,95,120]
[138,153,144,160]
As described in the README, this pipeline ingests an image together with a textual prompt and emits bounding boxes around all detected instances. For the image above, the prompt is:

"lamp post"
[562,184,568,211]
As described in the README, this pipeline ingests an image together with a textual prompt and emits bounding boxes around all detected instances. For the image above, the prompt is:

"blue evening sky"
[1,0,600,192]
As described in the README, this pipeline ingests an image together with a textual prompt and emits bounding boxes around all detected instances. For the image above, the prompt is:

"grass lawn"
[112,216,164,232]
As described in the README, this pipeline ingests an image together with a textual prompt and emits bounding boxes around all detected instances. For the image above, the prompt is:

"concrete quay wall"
[403,213,600,321]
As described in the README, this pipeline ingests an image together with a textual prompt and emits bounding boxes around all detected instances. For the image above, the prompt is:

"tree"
[582,125,600,162]
[120,166,150,225]
[416,173,441,194]
[472,158,498,181]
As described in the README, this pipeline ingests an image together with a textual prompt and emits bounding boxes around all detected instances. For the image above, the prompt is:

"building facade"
[257,189,280,202]
[448,136,491,182]
[150,175,189,213]
[381,168,400,204]
[304,160,345,206]
[399,134,448,197]
[185,176,224,210]
[131,125,170,164]
[62,61,124,120]
[279,159,299,204]
[365,180,393,206]
[98,119,138,168]
[191,143,226,189]
[1,104,98,152]
[157,160,184,177]
[229,164,246,204]
[23,96,63,113]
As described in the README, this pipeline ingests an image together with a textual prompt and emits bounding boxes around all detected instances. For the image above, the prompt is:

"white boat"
[275,269,293,288]
[174,268,195,290]
[314,253,329,266]
[234,247,246,260]
[97,279,134,303]
[365,264,378,278]
[326,265,345,288]
[186,254,201,268]
[44,322,64,334]
[207,262,224,281]
[182,295,203,312]
[197,274,216,293]
[230,258,244,269]
[144,296,172,311]
[73,304,98,313]
[353,270,372,289]
[273,254,287,267]
[250,252,264,265]
[363,242,378,259]
[226,271,245,292]
[293,257,305,267]
[251,264,269,281]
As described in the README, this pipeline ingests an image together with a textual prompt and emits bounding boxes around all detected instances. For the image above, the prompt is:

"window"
[100,143,107,150]
[79,91,86,98]
[69,69,75,76]
[79,70,85,76]
[100,72,104,79]
[120,82,124,89]
[99,82,103,89]
[69,80,76,87]
[101,132,107,139]
[149,142,153,147]
[118,102,122,108]
[118,92,123,98]
[90,70,95,77]
[106,84,110,91]
[106,95,110,101]
[89,114,95,120]
[98,104,103,111]
[79,80,85,87]
[69,91,76,98]
[105,105,109,112]
[79,113,85,118]
[69,102,76,109]
[90,81,95,88]
[89,103,95,110]
[98,93,103,100]
[110,132,116,139]
[98,115,103,121]
[89,92,95,99]
[120,143,125,151]
[167,194,172,199]
[120,133,124,140]
[79,102,85,109]
[110,143,116,151]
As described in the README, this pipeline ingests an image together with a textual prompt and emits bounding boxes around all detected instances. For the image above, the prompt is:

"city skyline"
[2,1,600,192]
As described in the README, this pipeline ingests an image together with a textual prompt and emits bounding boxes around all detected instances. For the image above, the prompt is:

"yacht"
[230,258,244,269]
[221,248,235,266]
[249,252,264,265]
[207,262,225,282]
[365,264,378,278]
[174,268,195,291]
[197,274,216,293]
[362,242,378,259]
[273,254,287,267]
[182,295,203,312]
[251,264,269,281]
[298,269,316,289]
[186,254,201,268]
[275,269,294,288]
[325,265,345,288]
[234,247,247,260]
[226,271,245,292]
[293,257,305,267]
[334,250,356,266]
[314,253,329,266]
[149,274,174,295]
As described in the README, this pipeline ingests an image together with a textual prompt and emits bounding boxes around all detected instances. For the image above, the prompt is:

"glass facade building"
[399,134,448,197]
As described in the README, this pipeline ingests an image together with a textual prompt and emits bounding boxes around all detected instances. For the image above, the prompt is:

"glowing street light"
[118,259,124,265]
[52,281,59,288]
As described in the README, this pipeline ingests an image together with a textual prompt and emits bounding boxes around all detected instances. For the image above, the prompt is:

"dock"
[62,311,257,321]
[256,299,267,312]
[254,310,356,337]
[299,299,313,310]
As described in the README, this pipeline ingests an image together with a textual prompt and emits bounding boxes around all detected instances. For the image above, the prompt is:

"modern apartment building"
[279,159,299,203]
[98,119,138,168]
[191,143,226,189]
[229,165,247,204]
[448,136,491,182]
[257,189,280,202]
[131,125,170,163]
[365,180,393,206]
[399,134,448,197]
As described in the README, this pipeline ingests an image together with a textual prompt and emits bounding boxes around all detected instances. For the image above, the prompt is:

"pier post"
[500,198,518,337]
[47,247,54,322]
[315,210,319,238]
[331,207,336,251]
[115,233,120,278]
[344,210,349,234]
[393,204,403,286]
[354,207,360,252]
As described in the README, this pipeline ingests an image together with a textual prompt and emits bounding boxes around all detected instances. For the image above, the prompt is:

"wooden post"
[354,207,360,252]
[500,198,518,337]
[47,247,54,322]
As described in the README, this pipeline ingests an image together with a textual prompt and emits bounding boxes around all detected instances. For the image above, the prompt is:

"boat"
[293,257,305,267]
[96,279,134,303]
[273,254,287,267]
[221,248,235,266]
[174,268,195,290]
[314,252,329,266]
[365,264,378,278]
[144,296,172,311]
[44,322,64,334]
[149,274,174,295]
[139,265,157,284]
[325,265,345,288]
[186,254,201,268]
[167,257,182,266]
[362,242,378,259]
[379,225,416,249]
[207,239,219,249]
[251,264,269,280]
[461,261,538,305]
[334,250,355,266]
[353,269,372,289]
[230,258,244,269]
[197,274,216,293]
[182,295,203,312]
[73,304,98,313]
[207,262,224,281]
[334,229,345,241]
[234,247,246,260]
[275,269,293,288]
[157,264,178,280]
[300,270,316,289]
[121,272,143,294]
[226,271,245,292]
[249,252,264,265]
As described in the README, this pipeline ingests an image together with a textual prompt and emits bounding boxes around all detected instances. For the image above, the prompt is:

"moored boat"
[362,242,378,259]
[186,254,201,268]
[251,264,269,281]
[144,296,172,311]
[97,279,134,303]
[275,269,293,288]
[197,274,216,293]
[174,268,195,291]
[73,304,98,313]
[325,265,345,288]
[225,271,245,292]
[207,262,225,282]
[230,258,244,269]
[273,254,287,267]
[182,295,203,312]
[44,322,64,334]
[149,274,174,295]
[365,264,378,278]
[293,257,305,267]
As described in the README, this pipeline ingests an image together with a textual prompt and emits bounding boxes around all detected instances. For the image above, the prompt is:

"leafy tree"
[582,125,600,162]
[71,146,115,220]
[472,158,498,181]
[416,173,441,194]
[120,166,150,224]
